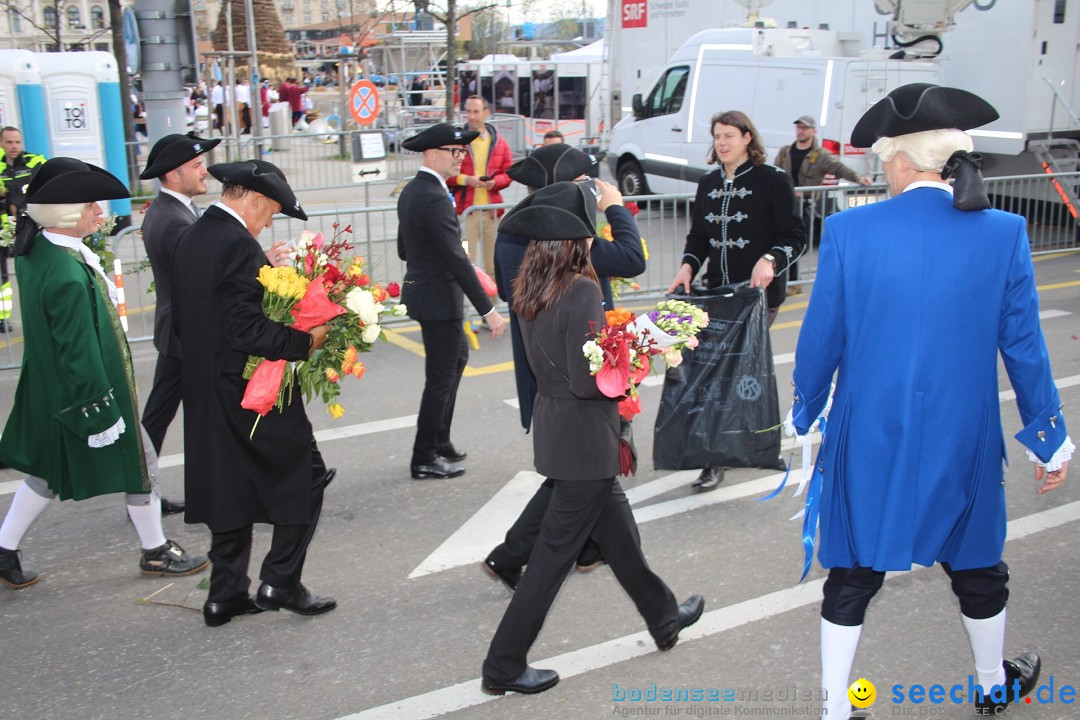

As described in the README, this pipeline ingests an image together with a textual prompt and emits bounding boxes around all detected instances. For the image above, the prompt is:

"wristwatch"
[762,253,777,270]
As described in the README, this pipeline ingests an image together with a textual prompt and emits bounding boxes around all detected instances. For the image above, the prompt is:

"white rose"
[362,323,381,344]
[392,303,408,316]
[344,288,379,325]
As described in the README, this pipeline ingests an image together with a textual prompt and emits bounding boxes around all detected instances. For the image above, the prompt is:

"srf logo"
[622,0,647,29]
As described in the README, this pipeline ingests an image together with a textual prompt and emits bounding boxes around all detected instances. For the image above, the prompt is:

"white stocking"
[0,481,53,550]
[821,617,862,718]
[961,609,1007,697]
[126,494,167,550]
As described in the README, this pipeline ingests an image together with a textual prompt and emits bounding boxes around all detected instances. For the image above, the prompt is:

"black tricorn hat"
[140,133,221,179]
[208,160,307,220]
[24,156,130,204]
[507,144,602,188]
[850,83,999,148]
[401,122,479,152]
[499,180,597,241]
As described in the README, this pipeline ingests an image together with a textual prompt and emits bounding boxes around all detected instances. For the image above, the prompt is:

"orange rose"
[325,368,340,383]
[605,308,632,326]
[352,361,366,379]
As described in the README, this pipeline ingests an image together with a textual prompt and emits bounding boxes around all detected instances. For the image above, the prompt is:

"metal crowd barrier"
[2,171,1078,370]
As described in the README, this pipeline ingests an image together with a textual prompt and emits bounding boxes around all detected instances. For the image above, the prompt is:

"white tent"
[549,40,605,63]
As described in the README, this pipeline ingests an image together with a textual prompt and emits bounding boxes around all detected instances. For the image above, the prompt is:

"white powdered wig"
[871,129,973,172]
[26,202,87,229]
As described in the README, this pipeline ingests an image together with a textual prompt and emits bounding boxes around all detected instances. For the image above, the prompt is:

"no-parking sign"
[349,80,380,126]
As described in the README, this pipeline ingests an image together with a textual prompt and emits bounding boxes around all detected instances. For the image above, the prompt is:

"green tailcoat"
[0,234,149,499]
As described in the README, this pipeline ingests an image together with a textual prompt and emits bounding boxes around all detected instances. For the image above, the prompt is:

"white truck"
[606,0,1080,195]
[607,26,939,195]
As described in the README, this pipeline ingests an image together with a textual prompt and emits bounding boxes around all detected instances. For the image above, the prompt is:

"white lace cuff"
[88,417,126,448]
[1026,435,1075,472]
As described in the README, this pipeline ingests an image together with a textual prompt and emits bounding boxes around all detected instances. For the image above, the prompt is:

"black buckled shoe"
[203,595,265,627]
[656,594,705,651]
[0,547,40,589]
[411,457,465,479]
[974,652,1041,715]
[159,496,185,515]
[691,467,724,492]
[482,557,521,593]
[436,442,467,462]
[482,667,560,696]
[255,582,337,615]
[139,540,210,577]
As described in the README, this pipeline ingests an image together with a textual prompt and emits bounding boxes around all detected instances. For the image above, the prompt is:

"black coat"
[494,204,646,430]
[396,170,493,322]
[171,205,315,530]
[522,277,620,481]
[142,192,196,358]
[682,162,805,310]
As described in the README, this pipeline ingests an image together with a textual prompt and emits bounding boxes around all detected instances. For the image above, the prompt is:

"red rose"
[386,282,401,298]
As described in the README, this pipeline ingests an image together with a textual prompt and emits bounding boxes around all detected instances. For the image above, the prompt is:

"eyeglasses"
[436,147,467,158]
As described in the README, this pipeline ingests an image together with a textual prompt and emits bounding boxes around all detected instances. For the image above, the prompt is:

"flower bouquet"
[582,307,660,422]
[627,299,709,368]
[241,224,405,432]
[597,201,649,301]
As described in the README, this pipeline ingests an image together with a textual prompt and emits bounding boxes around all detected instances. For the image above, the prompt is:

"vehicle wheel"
[617,159,649,198]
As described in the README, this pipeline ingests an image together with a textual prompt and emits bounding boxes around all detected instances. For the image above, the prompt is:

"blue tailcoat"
[792,186,1067,571]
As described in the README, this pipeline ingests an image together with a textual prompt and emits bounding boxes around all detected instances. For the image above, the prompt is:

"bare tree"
[414,0,498,122]
[0,0,112,51]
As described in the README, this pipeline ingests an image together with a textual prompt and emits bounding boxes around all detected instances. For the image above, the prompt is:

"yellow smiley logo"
[848,678,876,708]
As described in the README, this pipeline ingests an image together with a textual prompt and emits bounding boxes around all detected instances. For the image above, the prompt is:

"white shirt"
[158,187,198,217]
[210,84,224,106]
[904,180,953,194]
[235,83,251,105]
[212,200,248,230]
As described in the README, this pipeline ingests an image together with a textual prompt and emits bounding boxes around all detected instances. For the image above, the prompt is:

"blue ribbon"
[799,416,827,582]
[757,452,795,501]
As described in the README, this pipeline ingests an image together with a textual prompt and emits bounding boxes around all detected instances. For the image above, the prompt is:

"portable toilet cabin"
[0,50,46,154]
[35,51,130,219]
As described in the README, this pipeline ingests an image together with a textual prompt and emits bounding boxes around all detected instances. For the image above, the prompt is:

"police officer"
[0,126,47,333]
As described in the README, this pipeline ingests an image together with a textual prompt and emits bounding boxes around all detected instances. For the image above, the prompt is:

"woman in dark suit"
[480,182,704,696]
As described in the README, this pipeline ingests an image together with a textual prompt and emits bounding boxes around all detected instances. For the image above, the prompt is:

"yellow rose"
[327,402,345,419]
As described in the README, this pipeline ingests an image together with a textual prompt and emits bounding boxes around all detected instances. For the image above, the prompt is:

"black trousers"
[821,562,1010,626]
[487,477,603,571]
[413,319,468,465]
[141,353,182,455]
[206,442,330,604]
[483,477,678,683]
[0,245,10,284]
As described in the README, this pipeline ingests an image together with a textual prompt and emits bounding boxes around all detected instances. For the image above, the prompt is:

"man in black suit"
[139,134,296,515]
[397,123,506,480]
[139,134,219,515]
[171,160,337,627]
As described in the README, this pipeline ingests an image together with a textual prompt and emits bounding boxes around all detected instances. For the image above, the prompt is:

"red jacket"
[454,124,513,216]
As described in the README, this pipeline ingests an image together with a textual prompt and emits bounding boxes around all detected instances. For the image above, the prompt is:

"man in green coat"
[0,158,209,589]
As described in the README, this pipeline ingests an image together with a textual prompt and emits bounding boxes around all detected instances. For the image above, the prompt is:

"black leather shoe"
[691,467,724,492]
[482,557,520,593]
[160,496,185,515]
[411,458,465,479]
[203,595,265,627]
[321,468,337,489]
[974,651,1041,714]
[482,667,560,695]
[139,540,210,577]
[575,541,606,573]
[435,442,467,462]
[0,547,40,589]
[255,582,337,615]
[0,320,12,334]
[656,594,705,651]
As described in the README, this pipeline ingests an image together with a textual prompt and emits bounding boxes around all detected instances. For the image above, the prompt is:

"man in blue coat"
[790,84,1072,718]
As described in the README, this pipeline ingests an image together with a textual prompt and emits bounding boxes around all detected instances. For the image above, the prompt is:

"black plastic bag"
[653,285,784,471]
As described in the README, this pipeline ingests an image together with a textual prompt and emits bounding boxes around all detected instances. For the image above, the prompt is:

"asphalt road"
[1,251,1078,720]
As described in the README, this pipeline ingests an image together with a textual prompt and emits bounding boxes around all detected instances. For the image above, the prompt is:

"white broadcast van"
[607,26,940,196]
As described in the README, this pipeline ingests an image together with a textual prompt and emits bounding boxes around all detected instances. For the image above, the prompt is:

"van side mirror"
[632,93,644,118]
